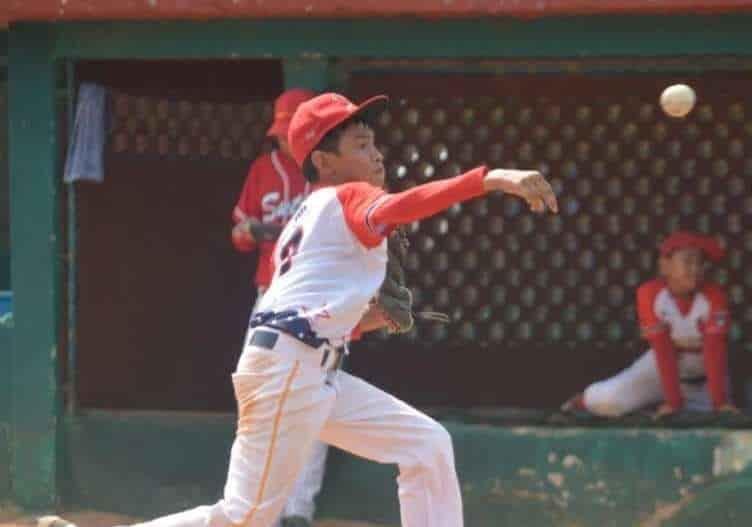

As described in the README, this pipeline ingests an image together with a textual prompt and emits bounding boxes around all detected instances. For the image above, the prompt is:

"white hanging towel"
[63,82,107,183]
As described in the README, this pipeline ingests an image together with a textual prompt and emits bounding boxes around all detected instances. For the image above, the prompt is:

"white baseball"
[660,84,696,118]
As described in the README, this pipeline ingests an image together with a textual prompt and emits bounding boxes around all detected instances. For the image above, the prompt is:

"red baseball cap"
[660,230,725,262]
[266,88,316,139]
[287,92,388,167]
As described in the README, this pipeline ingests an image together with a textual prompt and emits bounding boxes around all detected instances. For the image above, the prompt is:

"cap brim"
[310,94,388,148]
[266,118,291,138]
[353,95,389,127]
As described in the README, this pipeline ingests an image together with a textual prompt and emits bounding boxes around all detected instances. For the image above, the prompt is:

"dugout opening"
[70,60,283,410]
[67,60,752,418]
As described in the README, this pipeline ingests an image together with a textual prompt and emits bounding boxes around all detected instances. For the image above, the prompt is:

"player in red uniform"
[232,88,314,314]
[562,231,737,418]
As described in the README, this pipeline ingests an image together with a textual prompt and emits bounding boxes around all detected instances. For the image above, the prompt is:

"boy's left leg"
[583,349,665,417]
[123,338,337,527]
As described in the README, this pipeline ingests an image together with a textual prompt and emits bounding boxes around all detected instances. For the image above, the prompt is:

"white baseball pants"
[131,329,463,527]
[251,288,328,525]
[583,349,714,416]
[276,440,328,523]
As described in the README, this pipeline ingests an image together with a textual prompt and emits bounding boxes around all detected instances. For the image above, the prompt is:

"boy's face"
[660,247,706,296]
[317,122,385,187]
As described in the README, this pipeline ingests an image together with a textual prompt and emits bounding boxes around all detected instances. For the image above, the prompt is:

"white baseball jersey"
[638,278,729,349]
[584,278,730,416]
[126,166,487,527]
[256,182,389,344]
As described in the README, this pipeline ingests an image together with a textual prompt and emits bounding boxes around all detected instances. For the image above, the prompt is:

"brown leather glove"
[372,229,449,334]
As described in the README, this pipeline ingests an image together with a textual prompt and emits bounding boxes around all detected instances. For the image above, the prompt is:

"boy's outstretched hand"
[483,169,559,214]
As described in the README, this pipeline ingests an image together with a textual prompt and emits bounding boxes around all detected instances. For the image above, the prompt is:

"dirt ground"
[0,508,385,527]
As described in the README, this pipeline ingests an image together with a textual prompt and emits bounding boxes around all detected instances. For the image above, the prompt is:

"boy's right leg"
[583,349,665,417]
[319,372,462,527]
[131,336,336,527]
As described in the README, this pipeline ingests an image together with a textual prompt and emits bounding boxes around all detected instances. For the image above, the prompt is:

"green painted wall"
[0,78,8,292]
[0,325,11,500]
[0,30,10,502]
[64,412,752,526]
[8,25,62,509]
[1,32,8,290]
[49,15,752,60]
[283,58,330,92]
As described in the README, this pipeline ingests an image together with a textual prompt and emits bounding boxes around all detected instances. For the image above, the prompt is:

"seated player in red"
[562,230,737,418]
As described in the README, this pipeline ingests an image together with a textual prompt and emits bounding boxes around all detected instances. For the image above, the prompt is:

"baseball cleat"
[560,393,586,413]
[37,516,78,527]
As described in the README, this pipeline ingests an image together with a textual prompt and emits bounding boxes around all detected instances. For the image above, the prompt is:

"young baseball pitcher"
[562,230,737,418]
[54,92,558,527]
[231,88,328,527]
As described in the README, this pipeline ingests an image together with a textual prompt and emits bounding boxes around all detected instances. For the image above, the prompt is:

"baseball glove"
[373,228,450,334]
[247,219,284,242]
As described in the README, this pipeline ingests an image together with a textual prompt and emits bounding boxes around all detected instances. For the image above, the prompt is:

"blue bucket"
[0,291,11,316]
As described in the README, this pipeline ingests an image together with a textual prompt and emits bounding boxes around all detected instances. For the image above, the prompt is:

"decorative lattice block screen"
[110,92,274,161]
[108,73,751,352]
[350,74,750,352]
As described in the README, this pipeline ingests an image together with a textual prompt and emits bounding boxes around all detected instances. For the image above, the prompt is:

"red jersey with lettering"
[637,278,730,409]
[232,150,310,287]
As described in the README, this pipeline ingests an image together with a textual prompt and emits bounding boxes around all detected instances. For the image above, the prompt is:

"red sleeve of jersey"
[637,280,683,409]
[337,166,487,248]
[650,332,684,410]
[231,159,264,252]
[636,280,666,337]
[701,283,730,408]
[336,183,389,248]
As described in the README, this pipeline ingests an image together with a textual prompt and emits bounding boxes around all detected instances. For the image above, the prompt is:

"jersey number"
[279,227,303,276]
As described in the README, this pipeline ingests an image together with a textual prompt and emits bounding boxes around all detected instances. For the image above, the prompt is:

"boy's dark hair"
[302,116,369,183]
